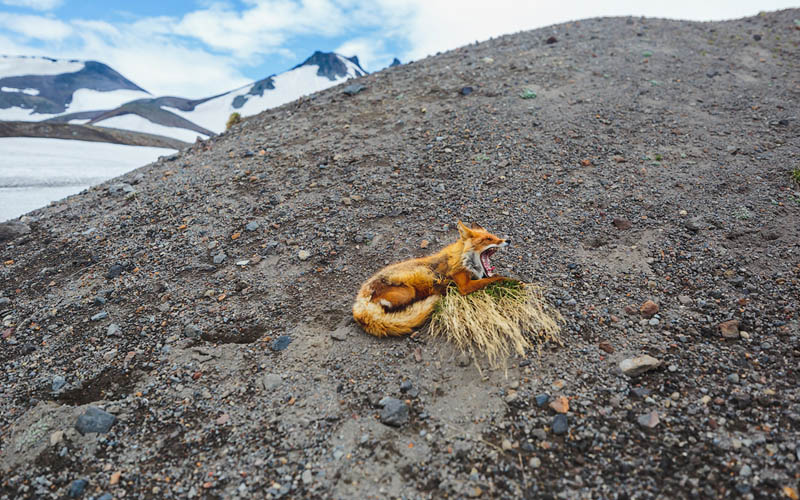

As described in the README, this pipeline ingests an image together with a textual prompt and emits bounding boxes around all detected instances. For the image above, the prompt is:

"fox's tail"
[352,294,441,337]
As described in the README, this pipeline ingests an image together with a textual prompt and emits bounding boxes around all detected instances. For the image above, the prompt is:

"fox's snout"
[501,238,510,247]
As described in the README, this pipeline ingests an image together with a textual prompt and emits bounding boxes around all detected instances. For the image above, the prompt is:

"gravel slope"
[1,10,799,500]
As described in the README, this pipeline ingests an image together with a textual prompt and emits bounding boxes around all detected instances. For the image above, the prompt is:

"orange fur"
[352,221,510,337]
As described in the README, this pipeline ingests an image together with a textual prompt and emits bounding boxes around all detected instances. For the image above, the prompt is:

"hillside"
[1,10,799,500]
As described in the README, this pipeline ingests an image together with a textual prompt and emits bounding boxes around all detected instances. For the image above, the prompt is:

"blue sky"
[0,0,797,98]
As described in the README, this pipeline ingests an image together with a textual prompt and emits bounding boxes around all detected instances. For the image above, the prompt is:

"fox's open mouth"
[480,248,498,277]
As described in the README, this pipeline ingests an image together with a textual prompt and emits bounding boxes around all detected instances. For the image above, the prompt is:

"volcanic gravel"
[2,10,800,500]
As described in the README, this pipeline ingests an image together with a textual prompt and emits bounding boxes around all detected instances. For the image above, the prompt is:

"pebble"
[271,336,292,351]
[639,300,659,318]
[740,464,752,477]
[619,355,661,376]
[529,457,541,468]
[648,318,659,326]
[262,374,282,390]
[108,183,135,196]
[75,406,116,435]
[457,352,471,367]
[502,439,512,450]
[0,297,10,307]
[297,250,310,261]
[245,221,259,231]
[552,414,568,435]
[549,396,569,413]
[107,323,121,336]
[52,375,66,391]
[342,83,366,96]
[534,394,550,407]
[719,319,740,339]
[330,328,348,341]
[678,295,692,305]
[532,429,547,441]
[727,373,740,384]
[213,253,226,264]
[105,264,124,279]
[302,470,313,484]
[91,311,108,321]
[183,324,202,339]
[68,479,88,498]
[379,398,409,427]
[235,260,249,266]
[460,86,473,96]
[637,411,660,428]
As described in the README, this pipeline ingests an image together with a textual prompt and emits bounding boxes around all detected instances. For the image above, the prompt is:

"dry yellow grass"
[428,280,563,370]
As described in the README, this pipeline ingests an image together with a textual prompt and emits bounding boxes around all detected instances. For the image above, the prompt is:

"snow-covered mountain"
[0,55,150,121]
[44,51,367,142]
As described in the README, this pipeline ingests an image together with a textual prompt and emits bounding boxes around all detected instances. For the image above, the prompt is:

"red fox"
[352,221,510,337]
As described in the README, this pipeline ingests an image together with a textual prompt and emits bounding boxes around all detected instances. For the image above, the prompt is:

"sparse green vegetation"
[519,88,537,99]
[226,112,242,130]
[733,206,753,220]
[791,167,800,186]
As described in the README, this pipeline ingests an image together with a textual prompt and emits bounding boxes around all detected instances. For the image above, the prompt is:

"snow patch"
[2,86,40,95]
[0,56,84,79]
[67,88,150,114]
[95,114,206,143]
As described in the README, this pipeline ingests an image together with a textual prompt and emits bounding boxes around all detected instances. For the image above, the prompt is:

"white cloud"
[0,13,71,41]
[1,0,62,11]
[335,37,388,72]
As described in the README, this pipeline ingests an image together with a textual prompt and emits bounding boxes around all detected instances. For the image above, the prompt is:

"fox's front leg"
[451,270,507,295]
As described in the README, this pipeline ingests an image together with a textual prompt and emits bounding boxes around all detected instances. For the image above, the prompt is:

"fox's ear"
[470,222,485,231]
[457,220,472,239]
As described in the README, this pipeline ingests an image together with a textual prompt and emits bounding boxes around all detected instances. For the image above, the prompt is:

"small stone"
[671,392,680,400]
[552,414,568,435]
[505,391,518,404]
[534,394,550,407]
[598,342,614,353]
[532,429,547,441]
[235,260,249,266]
[612,218,632,230]
[739,464,752,477]
[400,380,413,393]
[420,239,429,249]
[108,183,134,196]
[460,86,473,96]
[639,300,659,318]
[619,355,661,376]
[105,264,124,279]
[330,328,348,341]
[52,375,66,391]
[68,479,88,498]
[630,387,651,399]
[529,457,541,468]
[75,406,116,435]
[719,320,740,339]
[213,253,226,264]
[0,221,30,242]
[245,221,259,231]
[457,352,471,367]
[215,413,230,425]
[91,311,108,321]
[302,470,313,484]
[549,395,569,413]
[380,398,409,427]
[50,430,64,445]
[183,324,202,339]
[678,295,692,305]
[0,297,10,307]
[728,373,740,384]
[262,374,282,391]
[739,331,750,340]
[271,335,292,351]
[501,439,512,450]
[297,250,310,261]
[678,209,688,216]
[648,318,659,326]
[110,471,121,485]
[638,411,659,428]
[106,324,121,337]
[545,35,558,44]
[342,83,366,96]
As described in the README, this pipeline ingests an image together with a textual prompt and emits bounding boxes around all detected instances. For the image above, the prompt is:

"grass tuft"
[791,167,800,186]
[429,280,563,370]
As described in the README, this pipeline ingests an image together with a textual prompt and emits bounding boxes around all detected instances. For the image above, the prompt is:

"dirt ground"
[1,9,799,500]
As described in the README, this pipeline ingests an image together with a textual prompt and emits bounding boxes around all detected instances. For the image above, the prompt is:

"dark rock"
[753,34,762,41]
[75,406,116,434]
[108,183,134,196]
[732,393,751,409]
[685,217,703,233]
[271,335,292,351]
[535,394,550,407]
[552,414,568,435]
[390,58,402,67]
[546,36,558,44]
[460,86,473,96]
[380,398,409,427]
[68,479,88,498]
[630,387,651,399]
[105,264,124,279]
[0,221,31,242]
[0,297,10,307]
[612,218,632,230]
[400,380,413,393]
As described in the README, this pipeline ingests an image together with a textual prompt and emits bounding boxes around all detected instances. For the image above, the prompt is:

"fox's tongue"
[480,251,495,277]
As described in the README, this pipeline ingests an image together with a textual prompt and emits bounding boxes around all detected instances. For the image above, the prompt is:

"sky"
[0,0,797,98]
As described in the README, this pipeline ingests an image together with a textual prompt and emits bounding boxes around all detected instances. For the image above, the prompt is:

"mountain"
[0,55,150,120]
[47,51,367,141]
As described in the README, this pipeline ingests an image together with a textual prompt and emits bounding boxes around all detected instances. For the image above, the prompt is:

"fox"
[352,221,510,337]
